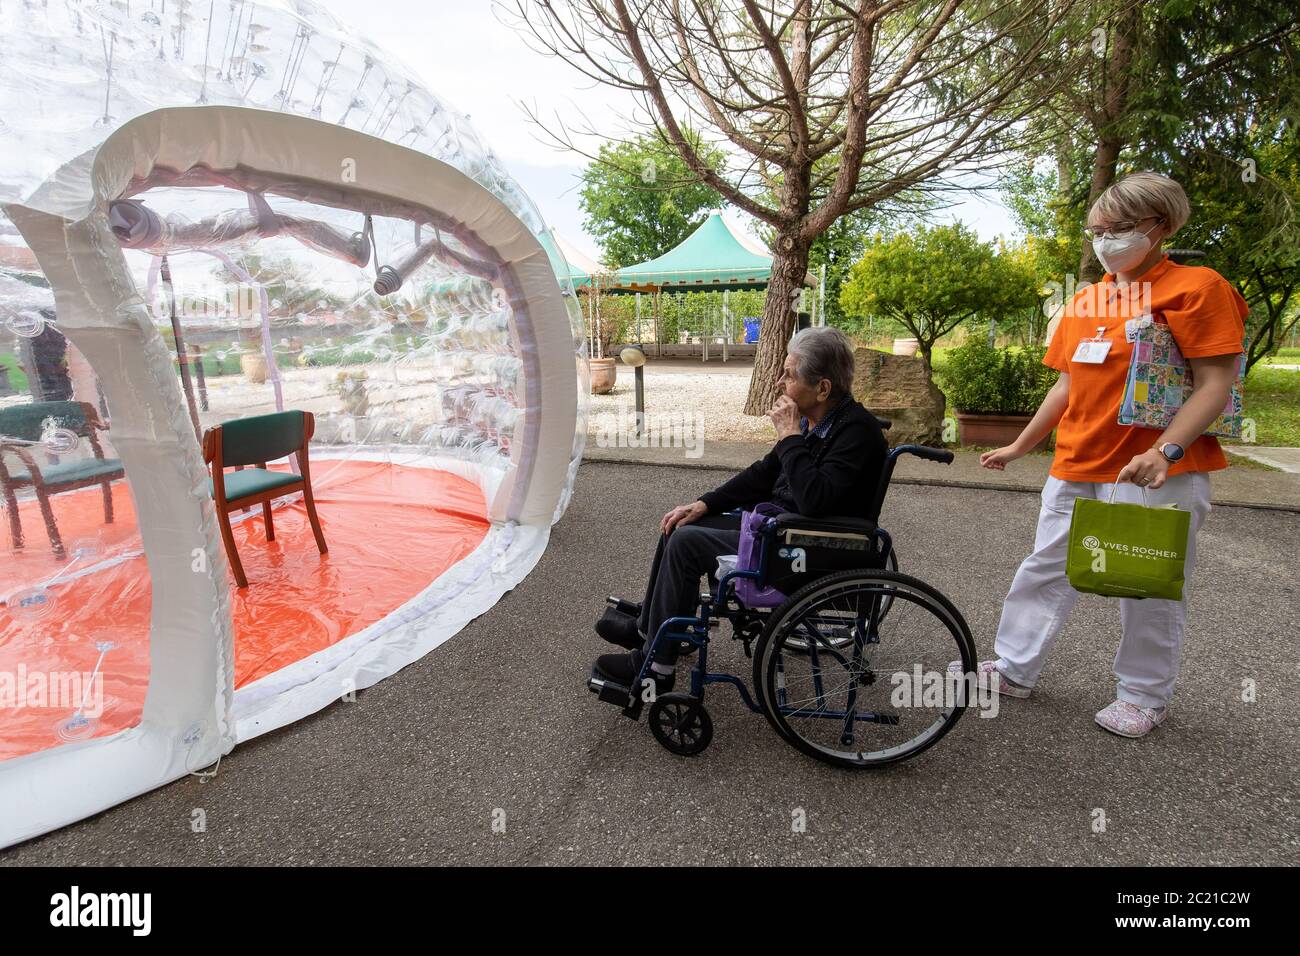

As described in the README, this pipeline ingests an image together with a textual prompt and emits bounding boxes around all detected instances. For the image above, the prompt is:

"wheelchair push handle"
[890,443,954,465]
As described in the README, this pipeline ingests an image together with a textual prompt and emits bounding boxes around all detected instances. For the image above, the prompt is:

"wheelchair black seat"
[758,511,885,594]
[773,513,876,537]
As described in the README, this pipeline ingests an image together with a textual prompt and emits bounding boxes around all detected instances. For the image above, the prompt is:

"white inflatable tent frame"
[0,105,577,848]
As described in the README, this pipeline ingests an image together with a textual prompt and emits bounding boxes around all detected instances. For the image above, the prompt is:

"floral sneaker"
[946,659,1032,698]
[1095,699,1167,738]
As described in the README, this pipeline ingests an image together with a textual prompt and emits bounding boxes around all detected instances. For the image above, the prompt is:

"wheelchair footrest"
[587,667,644,719]
[605,596,641,617]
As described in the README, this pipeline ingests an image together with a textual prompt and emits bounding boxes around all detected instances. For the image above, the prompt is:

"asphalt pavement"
[3,461,1297,866]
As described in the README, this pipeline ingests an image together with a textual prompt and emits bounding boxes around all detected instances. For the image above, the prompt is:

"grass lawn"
[0,352,29,393]
[1236,365,1300,448]
[1221,451,1282,471]
[1258,346,1300,366]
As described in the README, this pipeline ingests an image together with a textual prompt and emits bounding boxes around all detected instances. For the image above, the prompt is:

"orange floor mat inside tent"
[0,459,490,761]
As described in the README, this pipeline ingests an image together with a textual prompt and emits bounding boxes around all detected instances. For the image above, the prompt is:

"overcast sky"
[324,0,1017,262]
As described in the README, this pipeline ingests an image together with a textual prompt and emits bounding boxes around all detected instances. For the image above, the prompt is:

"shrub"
[943,339,1054,415]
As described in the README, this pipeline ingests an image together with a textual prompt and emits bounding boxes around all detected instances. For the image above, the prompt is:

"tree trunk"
[745,234,811,415]
[1078,1,1141,283]
[1245,272,1296,372]
[26,315,72,402]
[1056,140,1072,197]
[918,338,934,368]
[1079,134,1125,282]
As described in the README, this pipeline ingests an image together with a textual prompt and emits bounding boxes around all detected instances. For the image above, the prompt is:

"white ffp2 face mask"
[1092,222,1160,274]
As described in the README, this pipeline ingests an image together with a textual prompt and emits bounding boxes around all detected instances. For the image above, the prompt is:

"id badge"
[1072,338,1112,364]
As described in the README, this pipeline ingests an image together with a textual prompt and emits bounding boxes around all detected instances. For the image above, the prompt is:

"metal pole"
[160,255,201,441]
[635,363,645,436]
[703,302,709,363]
[723,290,729,362]
[191,343,208,411]
[654,289,662,358]
[819,264,827,326]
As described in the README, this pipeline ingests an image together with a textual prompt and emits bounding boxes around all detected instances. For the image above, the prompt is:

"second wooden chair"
[202,410,327,589]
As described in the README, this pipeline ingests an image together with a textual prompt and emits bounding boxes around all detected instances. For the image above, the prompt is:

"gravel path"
[588,360,776,445]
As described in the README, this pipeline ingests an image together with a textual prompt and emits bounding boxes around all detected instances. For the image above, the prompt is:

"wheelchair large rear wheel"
[752,569,975,769]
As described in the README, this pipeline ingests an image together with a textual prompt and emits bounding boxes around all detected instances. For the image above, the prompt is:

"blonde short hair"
[1087,171,1190,236]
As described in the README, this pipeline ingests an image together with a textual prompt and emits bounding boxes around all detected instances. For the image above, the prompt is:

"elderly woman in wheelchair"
[588,327,976,766]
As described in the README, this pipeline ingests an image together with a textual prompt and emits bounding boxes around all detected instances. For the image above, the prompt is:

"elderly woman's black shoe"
[595,607,643,649]
[592,649,675,693]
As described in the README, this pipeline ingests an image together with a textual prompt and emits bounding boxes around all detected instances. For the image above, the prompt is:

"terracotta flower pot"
[589,356,617,394]
[240,352,268,384]
[955,411,1050,451]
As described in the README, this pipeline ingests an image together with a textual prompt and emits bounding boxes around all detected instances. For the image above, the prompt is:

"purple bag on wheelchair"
[734,503,787,608]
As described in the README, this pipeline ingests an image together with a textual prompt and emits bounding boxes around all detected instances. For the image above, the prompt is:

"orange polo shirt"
[1043,256,1247,483]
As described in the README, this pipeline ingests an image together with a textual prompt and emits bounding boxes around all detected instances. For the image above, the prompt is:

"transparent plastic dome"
[1,0,588,496]
[0,0,589,846]
[3,0,546,231]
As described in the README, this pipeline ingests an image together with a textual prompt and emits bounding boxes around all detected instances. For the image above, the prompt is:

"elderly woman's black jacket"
[697,398,888,521]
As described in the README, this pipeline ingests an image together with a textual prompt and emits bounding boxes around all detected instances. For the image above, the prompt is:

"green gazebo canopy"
[608,211,808,293]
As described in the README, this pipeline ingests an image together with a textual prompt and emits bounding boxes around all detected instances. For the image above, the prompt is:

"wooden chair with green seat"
[0,400,124,560]
[201,410,327,589]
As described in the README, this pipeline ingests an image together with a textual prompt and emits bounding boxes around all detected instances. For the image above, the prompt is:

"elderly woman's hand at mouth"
[768,395,802,440]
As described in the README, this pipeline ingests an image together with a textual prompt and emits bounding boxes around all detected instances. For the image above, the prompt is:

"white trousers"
[993,472,1213,709]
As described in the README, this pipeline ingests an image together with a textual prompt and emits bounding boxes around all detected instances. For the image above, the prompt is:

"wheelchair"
[587,426,977,769]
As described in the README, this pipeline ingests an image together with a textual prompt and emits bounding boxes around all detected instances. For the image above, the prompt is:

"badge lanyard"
[1072,325,1112,364]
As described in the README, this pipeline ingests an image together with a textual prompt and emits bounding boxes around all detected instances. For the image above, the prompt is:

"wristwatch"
[1157,442,1185,463]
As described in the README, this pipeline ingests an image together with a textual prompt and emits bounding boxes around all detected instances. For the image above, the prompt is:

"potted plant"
[585,285,623,394]
[333,370,370,418]
[237,323,269,383]
[943,339,1055,449]
[239,351,268,384]
[588,354,618,394]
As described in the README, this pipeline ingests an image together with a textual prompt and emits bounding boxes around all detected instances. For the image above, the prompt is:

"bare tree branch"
[503,0,1089,412]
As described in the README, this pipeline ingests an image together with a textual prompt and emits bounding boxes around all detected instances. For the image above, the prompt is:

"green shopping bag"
[1066,485,1192,601]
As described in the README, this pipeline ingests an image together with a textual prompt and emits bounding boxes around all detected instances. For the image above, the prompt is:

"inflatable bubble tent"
[0,0,588,846]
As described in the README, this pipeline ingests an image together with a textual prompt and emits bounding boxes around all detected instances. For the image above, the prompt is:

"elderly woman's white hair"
[1088,171,1191,235]
[787,326,856,398]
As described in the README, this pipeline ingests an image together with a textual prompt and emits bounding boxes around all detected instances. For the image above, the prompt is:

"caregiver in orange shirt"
[966,171,1246,738]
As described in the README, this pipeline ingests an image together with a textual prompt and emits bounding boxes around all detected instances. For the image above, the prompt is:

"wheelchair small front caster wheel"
[648,693,713,756]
